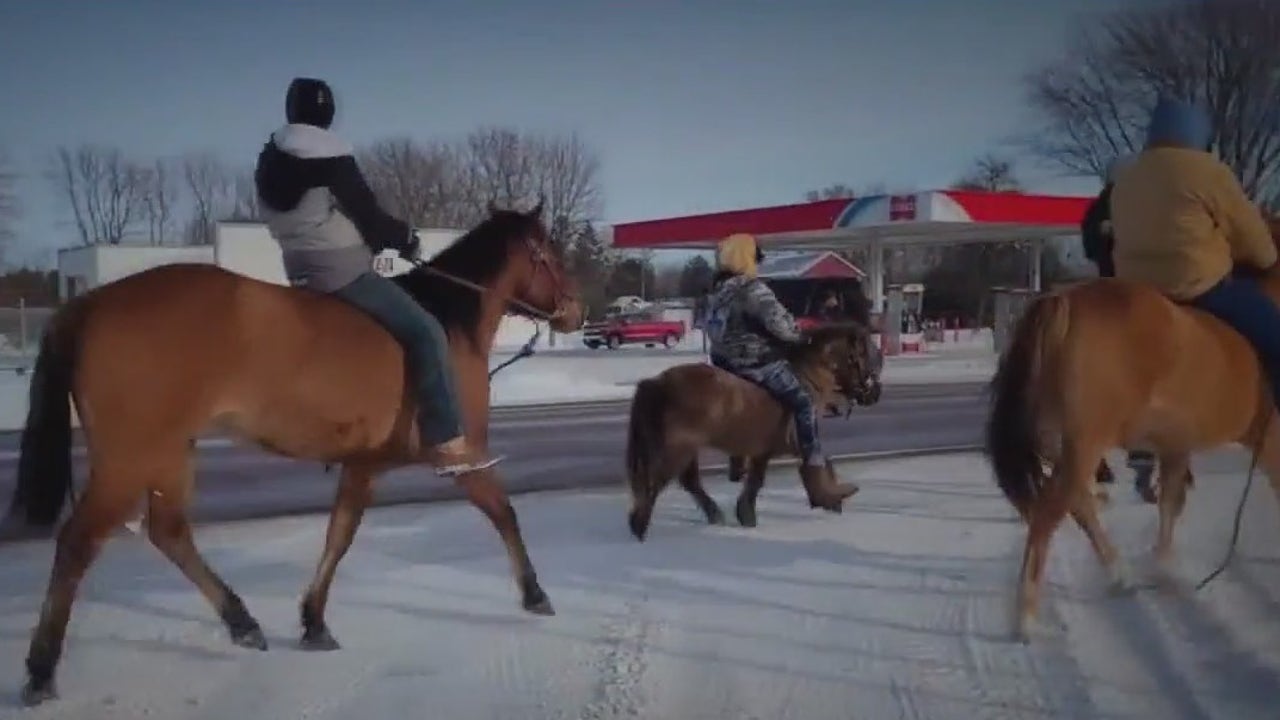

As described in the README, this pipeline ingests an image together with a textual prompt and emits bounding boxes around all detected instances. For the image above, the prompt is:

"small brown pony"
[626,323,877,541]
[986,214,1280,641]
[1,202,582,706]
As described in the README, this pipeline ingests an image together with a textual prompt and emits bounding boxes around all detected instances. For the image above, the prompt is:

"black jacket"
[1080,184,1115,278]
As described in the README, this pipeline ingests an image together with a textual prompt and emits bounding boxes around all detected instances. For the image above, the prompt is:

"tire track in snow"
[572,599,653,720]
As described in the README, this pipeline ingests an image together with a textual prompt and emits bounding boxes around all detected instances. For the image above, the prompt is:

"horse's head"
[398,198,584,341]
[788,321,882,409]
[487,199,584,333]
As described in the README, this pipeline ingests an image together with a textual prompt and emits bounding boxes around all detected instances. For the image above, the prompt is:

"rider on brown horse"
[705,233,857,500]
[1111,96,1280,406]
[254,77,498,477]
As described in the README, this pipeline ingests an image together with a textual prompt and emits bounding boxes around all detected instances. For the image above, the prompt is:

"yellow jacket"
[1110,147,1275,300]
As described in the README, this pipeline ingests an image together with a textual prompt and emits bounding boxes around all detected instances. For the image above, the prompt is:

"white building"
[56,222,541,348]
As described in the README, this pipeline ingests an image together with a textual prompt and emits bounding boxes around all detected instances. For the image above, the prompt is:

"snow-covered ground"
[1,449,1277,719]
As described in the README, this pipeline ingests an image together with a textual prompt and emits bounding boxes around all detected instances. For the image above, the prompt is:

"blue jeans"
[734,360,824,466]
[332,272,463,445]
[1190,275,1280,408]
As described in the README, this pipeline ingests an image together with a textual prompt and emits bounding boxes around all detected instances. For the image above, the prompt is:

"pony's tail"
[625,377,668,541]
[8,299,86,528]
[984,292,1071,520]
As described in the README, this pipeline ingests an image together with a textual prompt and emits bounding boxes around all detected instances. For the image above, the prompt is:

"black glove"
[390,230,422,262]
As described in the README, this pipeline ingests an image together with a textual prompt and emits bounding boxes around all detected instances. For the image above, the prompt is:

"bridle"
[411,235,573,323]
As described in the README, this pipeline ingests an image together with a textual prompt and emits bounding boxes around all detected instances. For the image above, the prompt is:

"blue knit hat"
[1146,96,1212,150]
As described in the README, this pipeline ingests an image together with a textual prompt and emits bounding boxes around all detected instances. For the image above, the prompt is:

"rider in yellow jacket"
[1111,95,1280,408]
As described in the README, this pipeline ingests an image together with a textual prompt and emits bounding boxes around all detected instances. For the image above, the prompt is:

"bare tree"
[49,144,149,245]
[803,183,858,201]
[183,152,232,245]
[458,127,537,219]
[138,157,180,245]
[527,131,602,235]
[358,137,459,227]
[1023,0,1280,201]
[0,149,18,253]
[952,153,1022,192]
[225,169,262,222]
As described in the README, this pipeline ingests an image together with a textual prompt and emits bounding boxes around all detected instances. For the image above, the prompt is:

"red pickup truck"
[582,312,686,350]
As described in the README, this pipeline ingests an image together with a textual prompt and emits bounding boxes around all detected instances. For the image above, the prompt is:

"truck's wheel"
[607,335,621,349]
[663,333,677,349]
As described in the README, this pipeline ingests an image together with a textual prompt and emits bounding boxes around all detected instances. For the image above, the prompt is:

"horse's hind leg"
[143,454,267,651]
[1015,442,1099,642]
[727,456,745,483]
[734,455,771,528]
[678,457,724,526]
[299,464,375,650]
[1150,451,1193,585]
[1068,457,1132,593]
[22,478,143,706]
[458,469,554,616]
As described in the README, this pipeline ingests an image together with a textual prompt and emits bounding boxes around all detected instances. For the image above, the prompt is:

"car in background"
[582,311,687,350]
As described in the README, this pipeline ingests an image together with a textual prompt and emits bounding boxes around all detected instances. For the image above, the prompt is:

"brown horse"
[625,323,877,541]
[985,216,1280,642]
[1,203,583,706]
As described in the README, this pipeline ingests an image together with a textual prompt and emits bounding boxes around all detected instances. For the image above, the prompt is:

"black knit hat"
[285,77,335,128]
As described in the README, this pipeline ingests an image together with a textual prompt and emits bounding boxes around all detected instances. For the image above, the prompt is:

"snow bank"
[0,332,998,431]
[1,449,1276,718]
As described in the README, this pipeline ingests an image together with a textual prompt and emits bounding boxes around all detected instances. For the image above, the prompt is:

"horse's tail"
[625,377,669,540]
[8,298,87,528]
[985,292,1071,520]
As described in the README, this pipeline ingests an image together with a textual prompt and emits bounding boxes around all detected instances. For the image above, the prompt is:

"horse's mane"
[393,210,541,343]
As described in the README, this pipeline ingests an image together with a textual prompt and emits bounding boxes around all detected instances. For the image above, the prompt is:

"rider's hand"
[396,231,423,262]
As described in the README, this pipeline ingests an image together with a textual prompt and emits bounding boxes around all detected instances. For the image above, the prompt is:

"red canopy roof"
[613,189,1094,250]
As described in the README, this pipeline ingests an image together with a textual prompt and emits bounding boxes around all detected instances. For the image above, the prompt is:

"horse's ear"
[530,195,545,218]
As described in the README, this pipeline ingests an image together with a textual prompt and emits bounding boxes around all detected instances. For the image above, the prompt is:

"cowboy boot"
[799,458,859,513]
[432,436,504,477]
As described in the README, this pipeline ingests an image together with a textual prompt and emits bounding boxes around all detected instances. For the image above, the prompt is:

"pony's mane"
[394,210,541,343]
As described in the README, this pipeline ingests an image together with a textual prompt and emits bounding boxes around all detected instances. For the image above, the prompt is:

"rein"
[406,241,569,379]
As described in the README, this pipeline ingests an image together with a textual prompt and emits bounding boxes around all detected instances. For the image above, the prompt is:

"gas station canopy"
[611,189,1094,307]
[612,189,1093,251]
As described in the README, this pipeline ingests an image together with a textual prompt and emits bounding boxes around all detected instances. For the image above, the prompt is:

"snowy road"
[1,450,1278,719]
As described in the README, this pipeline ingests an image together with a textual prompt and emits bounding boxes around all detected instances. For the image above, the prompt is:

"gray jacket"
[706,274,803,370]
[254,124,413,292]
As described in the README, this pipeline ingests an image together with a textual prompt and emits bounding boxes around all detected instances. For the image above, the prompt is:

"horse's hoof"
[627,511,649,542]
[1107,563,1137,596]
[299,627,341,651]
[20,677,56,707]
[231,625,268,651]
[735,499,757,528]
[523,596,556,616]
[706,506,726,526]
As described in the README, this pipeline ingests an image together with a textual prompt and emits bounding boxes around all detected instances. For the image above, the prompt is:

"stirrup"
[434,455,505,478]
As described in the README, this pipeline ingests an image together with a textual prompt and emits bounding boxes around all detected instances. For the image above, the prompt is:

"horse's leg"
[677,457,724,526]
[727,456,744,483]
[1151,451,1193,584]
[144,456,267,651]
[298,464,375,650]
[21,479,142,706]
[1068,452,1134,593]
[1014,442,1089,642]
[734,455,770,528]
[458,469,554,616]
[628,446,689,542]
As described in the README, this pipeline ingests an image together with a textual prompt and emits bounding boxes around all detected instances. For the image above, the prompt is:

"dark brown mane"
[393,210,545,343]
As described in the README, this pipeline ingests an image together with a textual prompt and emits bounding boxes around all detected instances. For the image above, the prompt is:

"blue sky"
[0,0,1169,267]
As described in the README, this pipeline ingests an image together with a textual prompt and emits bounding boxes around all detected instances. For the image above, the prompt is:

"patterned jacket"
[706,274,803,370]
